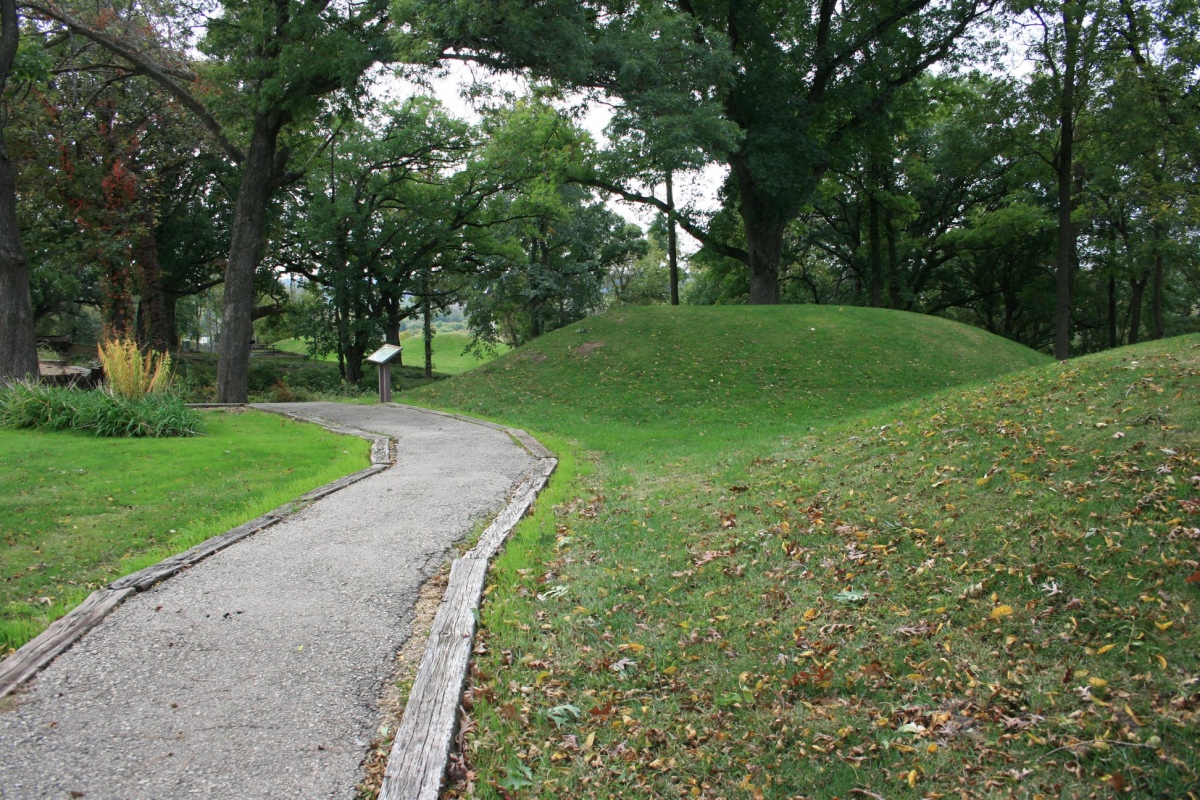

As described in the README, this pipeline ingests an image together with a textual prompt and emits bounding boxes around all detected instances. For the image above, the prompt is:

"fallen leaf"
[989,605,1014,620]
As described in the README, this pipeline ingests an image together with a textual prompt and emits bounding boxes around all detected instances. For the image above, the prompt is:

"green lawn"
[401,307,1199,800]
[273,332,507,376]
[0,409,369,653]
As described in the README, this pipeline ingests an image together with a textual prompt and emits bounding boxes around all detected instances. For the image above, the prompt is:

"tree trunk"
[0,0,37,382]
[344,341,366,384]
[134,214,170,351]
[1107,274,1117,349]
[216,110,286,402]
[1053,1,1079,361]
[666,171,679,306]
[423,295,433,379]
[1128,276,1146,345]
[164,293,180,349]
[733,157,782,304]
[884,167,903,309]
[1151,243,1164,340]
[867,171,884,308]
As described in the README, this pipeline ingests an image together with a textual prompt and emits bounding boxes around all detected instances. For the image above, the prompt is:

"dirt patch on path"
[573,341,605,355]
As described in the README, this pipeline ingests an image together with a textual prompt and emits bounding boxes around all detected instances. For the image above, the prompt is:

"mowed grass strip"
[404,309,1197,799]
[0,409,369,653]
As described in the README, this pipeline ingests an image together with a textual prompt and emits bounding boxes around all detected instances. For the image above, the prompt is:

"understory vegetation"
[0,382,202,438]
[404,309,1198,799]
[174,352,442,403]
[0,409,368,653]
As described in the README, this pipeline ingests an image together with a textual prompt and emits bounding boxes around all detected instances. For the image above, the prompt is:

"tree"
[30,0,393,400]
[1012,0,1107,358]
[0,0,38,380]
[399,0,992,303]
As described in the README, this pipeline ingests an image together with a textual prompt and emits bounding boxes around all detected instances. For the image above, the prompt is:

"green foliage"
[0,410,369,652]
[0,383,203,438]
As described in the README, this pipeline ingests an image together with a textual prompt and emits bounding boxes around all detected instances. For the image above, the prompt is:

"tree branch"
[23,1,245,164]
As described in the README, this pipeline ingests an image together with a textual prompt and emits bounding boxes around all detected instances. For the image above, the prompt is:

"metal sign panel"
[366,344,404,365]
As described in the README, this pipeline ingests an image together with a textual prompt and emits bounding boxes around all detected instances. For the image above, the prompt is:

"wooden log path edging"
[0,406,393,699]
[379,447,558,800]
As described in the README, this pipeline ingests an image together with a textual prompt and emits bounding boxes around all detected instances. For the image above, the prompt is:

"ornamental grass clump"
[0,339,203,439]
[97,338,173,399]
[0,382,202,438]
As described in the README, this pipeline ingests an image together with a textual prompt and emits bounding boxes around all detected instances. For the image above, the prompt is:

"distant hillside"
[272,332,506,376]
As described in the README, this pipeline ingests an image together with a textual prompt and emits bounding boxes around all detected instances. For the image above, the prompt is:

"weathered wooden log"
[379,558,489,800]
[379,452,557,800]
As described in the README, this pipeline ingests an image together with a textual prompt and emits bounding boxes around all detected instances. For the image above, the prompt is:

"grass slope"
[410,306,1051,457]
[0,410,368,652]
[400,310,1198,799]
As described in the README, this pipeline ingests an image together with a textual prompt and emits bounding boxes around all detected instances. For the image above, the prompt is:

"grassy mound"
[401,315,1198,799]
[410,306,1051,455]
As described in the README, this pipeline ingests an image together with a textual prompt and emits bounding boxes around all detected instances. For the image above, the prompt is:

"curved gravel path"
[0,403,534,800]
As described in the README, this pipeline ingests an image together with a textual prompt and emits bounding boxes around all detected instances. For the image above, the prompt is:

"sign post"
[365,344,404,403]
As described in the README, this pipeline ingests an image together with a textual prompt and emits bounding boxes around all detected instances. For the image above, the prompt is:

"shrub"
[0,382,203,438]
[97,338,173,399]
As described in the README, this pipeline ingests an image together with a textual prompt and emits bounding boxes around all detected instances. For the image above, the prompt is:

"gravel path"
[0,403,534,800]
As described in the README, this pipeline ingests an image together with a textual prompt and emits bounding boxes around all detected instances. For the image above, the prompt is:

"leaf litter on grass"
[441,338,1198,800]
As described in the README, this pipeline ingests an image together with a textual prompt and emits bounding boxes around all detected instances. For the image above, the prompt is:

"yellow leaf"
[907,769,919,788]
[1155,654,1168,670]
[1096,644,1116,654]
[662,665,677,676]
[1155,621,1174,631]
[989,605,1015,620]
[584,732,595,749]
[976,476,991,486]
[803,608,819,621]
[1089,677,1108,688]
[927,743,938,754]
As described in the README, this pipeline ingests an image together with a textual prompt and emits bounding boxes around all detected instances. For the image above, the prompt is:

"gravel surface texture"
[0,403,534,800]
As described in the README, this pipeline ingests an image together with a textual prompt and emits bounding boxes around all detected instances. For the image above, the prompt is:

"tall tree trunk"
[134,213,169,351]
[216,110,286,402]
[867,162,884,308]
[1107,274,1117,349]
[423,294,433,379]
[1054,1,1079,360]
[733,158,782,304]
[666,171,679,306]
[1128,276,1146,345]
[164,293,180,349]
[0,0,37,381]
[344,339,366,384]
[884,167,903,309]
[1151,243,1164,340]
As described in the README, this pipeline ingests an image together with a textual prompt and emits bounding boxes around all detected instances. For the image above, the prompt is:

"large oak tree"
[397,0,991,303]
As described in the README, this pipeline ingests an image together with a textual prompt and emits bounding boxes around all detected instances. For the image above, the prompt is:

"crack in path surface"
[0,403,534,800]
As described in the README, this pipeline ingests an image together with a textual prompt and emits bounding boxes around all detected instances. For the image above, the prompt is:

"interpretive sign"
[366,344,402,402]
[366,344,404,365]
